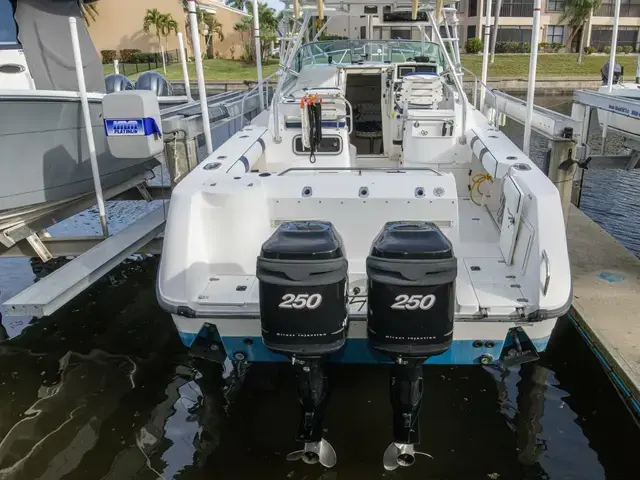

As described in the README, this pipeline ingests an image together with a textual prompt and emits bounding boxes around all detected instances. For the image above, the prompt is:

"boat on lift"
[0,0,183,229]
[156,0,572,470]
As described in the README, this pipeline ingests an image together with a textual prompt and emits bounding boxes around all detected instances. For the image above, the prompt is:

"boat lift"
[3,0,640,322]
[2,2,267,319]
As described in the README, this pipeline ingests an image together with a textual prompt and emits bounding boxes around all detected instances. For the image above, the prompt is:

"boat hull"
[171,314,557,365]
[0,94,159,212]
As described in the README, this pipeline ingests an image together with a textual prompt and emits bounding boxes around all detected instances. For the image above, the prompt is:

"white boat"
[595,50,640,137]
[0,0,183,225]
[156,0,572,469]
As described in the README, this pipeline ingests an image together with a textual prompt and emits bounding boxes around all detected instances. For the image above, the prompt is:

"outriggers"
[156,0,572,470]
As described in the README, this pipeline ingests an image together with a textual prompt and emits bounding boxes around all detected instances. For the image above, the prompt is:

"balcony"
[594,3,640,17]
[483,2,535,18]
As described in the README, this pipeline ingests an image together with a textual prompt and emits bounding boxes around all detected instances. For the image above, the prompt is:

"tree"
[160,13,180,51]
[204,15,225,58]
[561,0,602,64]
[79,0,99,25]
[180,0,223,59]
[235,1,279,62]
[143,8,166,50]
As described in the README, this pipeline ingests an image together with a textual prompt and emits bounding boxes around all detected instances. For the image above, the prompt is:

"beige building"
[87,0,249,59]
[327,1,640,52]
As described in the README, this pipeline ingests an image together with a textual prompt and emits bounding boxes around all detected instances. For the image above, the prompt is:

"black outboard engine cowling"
[367,221,457,357]
[366,221,457,472]
[257,221,348,468]
[257,221,349,355]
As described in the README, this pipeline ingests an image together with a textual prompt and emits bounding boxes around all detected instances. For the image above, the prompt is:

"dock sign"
[104,118,162,137]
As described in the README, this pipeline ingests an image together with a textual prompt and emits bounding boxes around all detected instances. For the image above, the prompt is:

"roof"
[197,0,250,16]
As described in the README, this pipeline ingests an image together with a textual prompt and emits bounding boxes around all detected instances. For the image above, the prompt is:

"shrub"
[583,45,595,55]
[133,52,157,64]
[616,45,623,53]
[494,41,530,53]
[100,50,117,64]
[465,37,483,54]
[623,45,634,54]
[120,49,141,63]
[541,42,563,53]
[229,44,236,59]
[603,45,611,54]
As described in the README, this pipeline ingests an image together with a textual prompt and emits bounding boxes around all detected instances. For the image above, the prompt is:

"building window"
[546,25,564,44]
[467,25,477,40]
[390,27,412,40]
[590,26,638,52]
[496,26,532,43]
[547,0,565,11]
[469,0,478,16]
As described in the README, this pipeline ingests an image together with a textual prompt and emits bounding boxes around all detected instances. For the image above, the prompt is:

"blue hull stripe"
[178,333,551,366]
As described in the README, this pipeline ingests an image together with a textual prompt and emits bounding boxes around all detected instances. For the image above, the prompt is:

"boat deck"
[193,197,529,319]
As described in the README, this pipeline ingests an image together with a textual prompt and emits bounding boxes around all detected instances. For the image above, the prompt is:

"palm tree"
[561,0,603,64]
[160,13,180,51]
[204,15,225,58]
[143,8,165,50]
[79,0,99,25]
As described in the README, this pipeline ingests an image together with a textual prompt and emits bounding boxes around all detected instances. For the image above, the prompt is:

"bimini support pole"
[601,0,622,154]
[187,0,213,155]
[479,0,492,112]
[69,17,108,238]
[523,0,541,156]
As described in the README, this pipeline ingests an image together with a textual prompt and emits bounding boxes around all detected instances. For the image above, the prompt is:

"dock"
[567,205,640,417]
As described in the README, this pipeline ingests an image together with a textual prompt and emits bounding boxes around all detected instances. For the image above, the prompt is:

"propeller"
[382,442,433,472]
[286,439,337,468]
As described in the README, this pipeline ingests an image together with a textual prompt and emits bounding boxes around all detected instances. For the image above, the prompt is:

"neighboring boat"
[595,57,640,137]
[157,0,572,470]
[0,0,181,219]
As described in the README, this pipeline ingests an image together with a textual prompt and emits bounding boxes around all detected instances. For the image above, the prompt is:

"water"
[1,96,639,479]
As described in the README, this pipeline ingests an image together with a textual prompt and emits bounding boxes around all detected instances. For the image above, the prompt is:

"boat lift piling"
[177,32,193,102]
[188,0,213,155]
[601,0,622,154]
[69,17,109,238]
[522,0,541,156]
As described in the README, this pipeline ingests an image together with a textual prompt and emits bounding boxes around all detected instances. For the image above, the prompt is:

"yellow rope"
[469,173,493,206]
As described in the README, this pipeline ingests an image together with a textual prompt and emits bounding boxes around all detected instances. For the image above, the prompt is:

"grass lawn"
[103,58,280,82]
[461,53,639,78]
[103,54,638,82]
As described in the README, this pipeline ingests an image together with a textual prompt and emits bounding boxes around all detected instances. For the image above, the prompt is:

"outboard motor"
[256,221,349,468]
[601,60,623,85]
[135,71,173,96]
[366,221,457,471]
[104,74,134,94]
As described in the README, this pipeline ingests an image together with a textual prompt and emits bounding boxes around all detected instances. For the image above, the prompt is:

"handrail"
[240,70,280,127]
[427,10,467,144]
[541,249,551,296]
[457,65,499,105]
[278,166,443,176]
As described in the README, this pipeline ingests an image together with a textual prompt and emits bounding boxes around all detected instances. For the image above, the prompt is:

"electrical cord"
[469,173,493,206]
